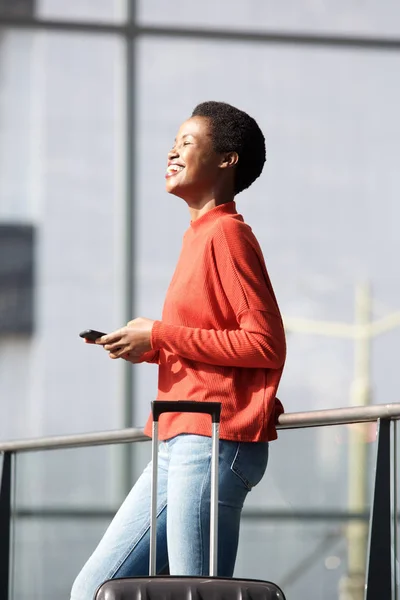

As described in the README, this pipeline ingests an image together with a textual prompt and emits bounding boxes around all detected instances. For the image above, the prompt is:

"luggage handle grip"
[151,400,221,423]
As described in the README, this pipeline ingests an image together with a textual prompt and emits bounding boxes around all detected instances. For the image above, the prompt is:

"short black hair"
[191,101,266,195]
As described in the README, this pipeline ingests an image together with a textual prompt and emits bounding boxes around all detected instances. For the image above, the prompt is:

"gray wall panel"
[37,0,126,22]
[138,0,400,37]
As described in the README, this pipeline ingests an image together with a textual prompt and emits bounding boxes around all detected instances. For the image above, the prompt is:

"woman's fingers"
[95,329,123,346]
[109,346,137,360]
[104,341,126,353]
[95,321,153,359]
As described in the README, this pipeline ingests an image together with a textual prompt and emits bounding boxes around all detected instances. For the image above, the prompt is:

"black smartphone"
[79,329,107,342]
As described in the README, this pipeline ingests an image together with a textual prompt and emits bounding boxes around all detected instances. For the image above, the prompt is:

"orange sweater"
[143,202,286,442]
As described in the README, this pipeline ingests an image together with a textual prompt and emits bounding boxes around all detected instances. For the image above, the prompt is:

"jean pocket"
[230,442,269,491]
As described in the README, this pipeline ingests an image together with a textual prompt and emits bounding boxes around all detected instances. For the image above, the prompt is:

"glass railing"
[1,404,399,600]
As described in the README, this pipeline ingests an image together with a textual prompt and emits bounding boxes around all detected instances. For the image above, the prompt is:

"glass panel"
[236,425,377,599]
[237,520,351,599]
[137,0,400,37]
[9,426,376,599]
[37,0,126,23]
[12,518,110,600]
[249,425,378,512]
[11,442,150,600]
[0,29,127,441]
[134,36,400,425]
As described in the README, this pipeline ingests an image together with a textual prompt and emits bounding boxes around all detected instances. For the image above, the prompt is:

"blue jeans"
[70,434,269,600]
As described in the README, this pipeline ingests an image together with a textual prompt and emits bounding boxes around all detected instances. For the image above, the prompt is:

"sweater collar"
[190,201,237,231]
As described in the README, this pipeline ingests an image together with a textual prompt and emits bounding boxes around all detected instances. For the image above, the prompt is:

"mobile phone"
[79,329,107,342]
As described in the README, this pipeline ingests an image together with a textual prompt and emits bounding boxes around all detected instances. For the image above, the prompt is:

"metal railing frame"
[1,403,400,453]
[1,402,400,600]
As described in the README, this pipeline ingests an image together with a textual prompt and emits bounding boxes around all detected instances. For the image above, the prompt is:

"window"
[0,224,35,334]
[0,0,35,17]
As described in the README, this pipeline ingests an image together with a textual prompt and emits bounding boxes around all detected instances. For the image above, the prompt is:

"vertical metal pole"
[210,422,219,577]
[149,421,159,576]
[0,452,12,600]
[392,420,398,599]
[365,418,392,600]
[121,0,136,496]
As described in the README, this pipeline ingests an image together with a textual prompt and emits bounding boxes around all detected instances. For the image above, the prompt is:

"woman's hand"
[96,317,155,360]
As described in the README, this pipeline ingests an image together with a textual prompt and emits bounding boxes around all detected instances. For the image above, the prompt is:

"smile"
[165,164,185,178]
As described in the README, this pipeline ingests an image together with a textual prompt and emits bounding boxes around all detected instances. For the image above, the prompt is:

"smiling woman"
[164,114,238,203]
[71,101,286,600]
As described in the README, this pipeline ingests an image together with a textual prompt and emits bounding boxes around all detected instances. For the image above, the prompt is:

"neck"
[185,187,235,222]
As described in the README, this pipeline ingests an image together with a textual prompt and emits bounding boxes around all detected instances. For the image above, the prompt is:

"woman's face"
[165,116,223,200]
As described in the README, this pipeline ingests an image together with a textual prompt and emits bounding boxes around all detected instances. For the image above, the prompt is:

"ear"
[219,152,239,170]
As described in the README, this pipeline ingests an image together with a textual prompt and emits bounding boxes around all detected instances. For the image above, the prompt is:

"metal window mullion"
[119,0,137,498]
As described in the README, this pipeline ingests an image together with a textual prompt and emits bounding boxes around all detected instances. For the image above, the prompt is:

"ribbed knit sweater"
[143,202,286,442]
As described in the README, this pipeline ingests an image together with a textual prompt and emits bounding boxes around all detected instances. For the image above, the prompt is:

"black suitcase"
[95,401,286,600]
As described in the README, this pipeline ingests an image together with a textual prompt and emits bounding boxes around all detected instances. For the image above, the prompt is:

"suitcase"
[95,400,286,600]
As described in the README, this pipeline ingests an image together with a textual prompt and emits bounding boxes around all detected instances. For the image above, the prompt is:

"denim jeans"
[70,434,269,600]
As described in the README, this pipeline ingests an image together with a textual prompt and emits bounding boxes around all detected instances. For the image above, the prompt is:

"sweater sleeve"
[151,219,286,369]
[134,350,160,364]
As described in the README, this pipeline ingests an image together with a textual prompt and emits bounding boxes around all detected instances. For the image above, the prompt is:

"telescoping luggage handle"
[150,401,222,578]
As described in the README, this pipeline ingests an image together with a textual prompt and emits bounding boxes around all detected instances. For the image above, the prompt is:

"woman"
[71,101,286,600]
